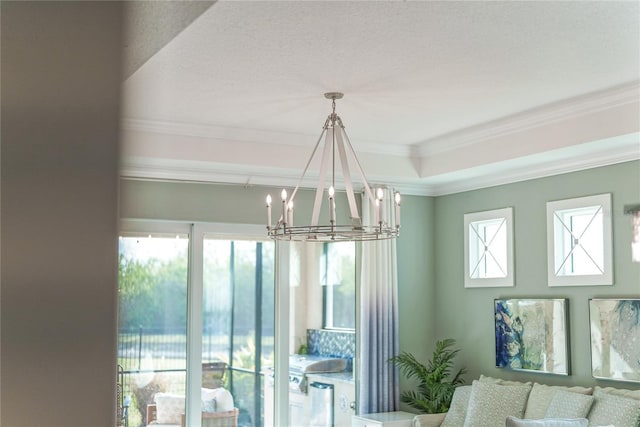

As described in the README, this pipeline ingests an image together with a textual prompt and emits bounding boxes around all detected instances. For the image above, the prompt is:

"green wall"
[120,159,640,403]
[120,180,438,405]
[434,160,640,389]
[396,195,437,410]
[121,180,352,225]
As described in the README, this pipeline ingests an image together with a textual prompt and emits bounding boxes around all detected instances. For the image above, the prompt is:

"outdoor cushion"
[201,387,234,413]
[154,393,185,425]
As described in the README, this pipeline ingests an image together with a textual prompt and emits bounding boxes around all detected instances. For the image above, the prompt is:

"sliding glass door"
[117,223,190,427]
[201,237,275,427]
[116,222,274,427]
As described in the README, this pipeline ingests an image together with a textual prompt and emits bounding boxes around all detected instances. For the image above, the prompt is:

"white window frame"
[464,207,514,288]
[546,193,613,286]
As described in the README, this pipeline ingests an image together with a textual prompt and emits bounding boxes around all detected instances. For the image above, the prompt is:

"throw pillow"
[524,383,593,419]
[463,380,532,427]
[212,387,234,411]
[506,416,588,427]
[588,389,640,427]
[545,390,594,418]
[441,385,472,427]
[593,386,640,401]
[200,387,235,412]
[202,388,217,412]
[154,392,185,424]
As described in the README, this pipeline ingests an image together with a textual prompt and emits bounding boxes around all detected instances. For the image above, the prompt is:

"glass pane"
[323,241,356,329]
[469,218,507,279]
[117,234,189,427]
[554,205,604,276]
[202,238,274,427]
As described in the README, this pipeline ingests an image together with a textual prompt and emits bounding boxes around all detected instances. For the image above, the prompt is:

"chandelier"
[265,92,400,242]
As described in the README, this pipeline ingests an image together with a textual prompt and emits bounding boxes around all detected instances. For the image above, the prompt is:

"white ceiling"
[121,1,640,196]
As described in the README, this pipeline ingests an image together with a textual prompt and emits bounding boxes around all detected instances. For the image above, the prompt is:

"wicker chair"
[180,408,238,427]
[146,404,238,427]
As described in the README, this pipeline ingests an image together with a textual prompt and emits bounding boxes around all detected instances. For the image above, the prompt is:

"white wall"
[1,2,122,425]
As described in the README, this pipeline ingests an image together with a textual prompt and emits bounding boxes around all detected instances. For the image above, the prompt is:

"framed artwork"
[495,298,570,375]
[589,298,640,383]
[546,193,613,286]
[464,207,514,288]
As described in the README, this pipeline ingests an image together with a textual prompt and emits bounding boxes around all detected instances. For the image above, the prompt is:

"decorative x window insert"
[464,207,514,288]
[469,218,507,278]
[547,193,613,286]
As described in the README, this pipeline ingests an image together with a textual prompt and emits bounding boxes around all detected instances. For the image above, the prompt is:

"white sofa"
[413,375,640,427]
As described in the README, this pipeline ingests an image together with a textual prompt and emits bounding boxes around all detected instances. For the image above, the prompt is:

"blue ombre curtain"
[357,187,400,414]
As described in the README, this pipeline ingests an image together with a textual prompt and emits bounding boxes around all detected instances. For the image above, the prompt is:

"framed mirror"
[495,298,570,376]
[464,207,514,288]
[546,193,613,286]
[589,298,640,383]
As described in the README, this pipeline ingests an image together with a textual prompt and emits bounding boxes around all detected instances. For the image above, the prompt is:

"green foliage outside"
[389,338,466,414]
[118,252,188,330]
[118,238,276,427]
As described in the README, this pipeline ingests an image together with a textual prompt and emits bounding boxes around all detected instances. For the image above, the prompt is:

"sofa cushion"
[545,390,594,418]
[479,374,532,387]
[154,392,185,425]
[524,383,593,419]
[593,386,640,401]
[441,385,472,427]
[588,388,640,427]
[506,417,588,427]
[463,380,531,427]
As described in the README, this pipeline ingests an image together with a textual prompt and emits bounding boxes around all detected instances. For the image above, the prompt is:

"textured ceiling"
[122,1,640,195]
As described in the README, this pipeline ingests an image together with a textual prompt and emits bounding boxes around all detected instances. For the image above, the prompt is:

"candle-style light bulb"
[288,201,294,227]
[395,192,401,229]
[328,186,336,223]
[376,188,384,225]
[281,189,287,225]
[266,194,272,229]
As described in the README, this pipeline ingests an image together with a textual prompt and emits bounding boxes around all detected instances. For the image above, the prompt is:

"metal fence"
[117,327,268,427]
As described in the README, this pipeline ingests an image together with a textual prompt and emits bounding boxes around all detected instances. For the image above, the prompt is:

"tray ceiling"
[121,1,640,195]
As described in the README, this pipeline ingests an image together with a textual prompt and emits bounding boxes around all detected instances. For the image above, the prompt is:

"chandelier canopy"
[265,92,400,242]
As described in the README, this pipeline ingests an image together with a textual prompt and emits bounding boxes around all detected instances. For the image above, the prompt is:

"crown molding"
[121,132,639,197]
[416,81,640,157]
[427,134,640,196]
[122,118,412,157]
[120,157,435,196]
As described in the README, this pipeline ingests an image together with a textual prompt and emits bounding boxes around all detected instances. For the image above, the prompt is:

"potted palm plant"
[389,338,466,413]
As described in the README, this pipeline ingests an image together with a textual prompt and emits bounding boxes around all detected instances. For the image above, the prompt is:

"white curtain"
[357,187,400,414]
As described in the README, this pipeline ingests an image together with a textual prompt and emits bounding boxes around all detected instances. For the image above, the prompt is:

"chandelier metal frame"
[265,92,400,242]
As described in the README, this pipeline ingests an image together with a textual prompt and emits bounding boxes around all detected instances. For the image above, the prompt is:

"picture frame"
[589,298,640,383]
[495,298,570,375]
[464,207,514,288]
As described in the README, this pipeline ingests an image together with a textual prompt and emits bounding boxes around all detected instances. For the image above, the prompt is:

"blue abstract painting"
[495,298,569,375]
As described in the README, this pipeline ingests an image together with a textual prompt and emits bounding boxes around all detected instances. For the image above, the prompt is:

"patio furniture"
[146,404,238,427]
